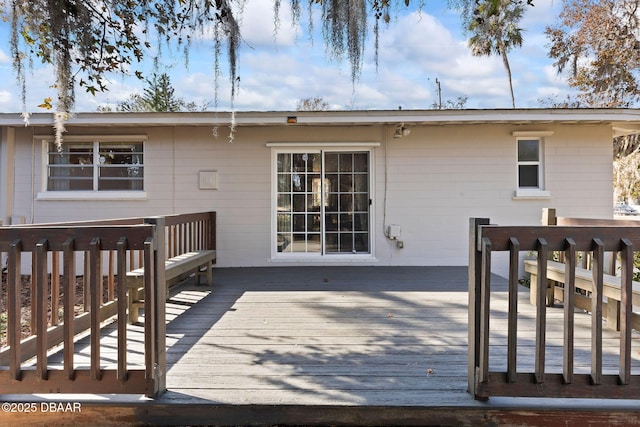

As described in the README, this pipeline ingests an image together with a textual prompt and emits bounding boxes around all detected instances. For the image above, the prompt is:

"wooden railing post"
[8,240,22,381]
[542,208,557,306]
[563,238,576,385]
[62,238,75,380]
[51,251,60,326]
[88,238,102,381]
[507,237,520,383]
[542,208,557,226]
[468,218,489,398]
[143,216,167,397]
[478,236,492,386]
[116,237,129,382]
[209,211,217,252]
[34,239,49,381]
[591,238,605,385]
[619,238,633,385]
[535,238,548,384]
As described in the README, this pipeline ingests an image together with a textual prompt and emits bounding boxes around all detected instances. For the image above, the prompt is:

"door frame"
[268,142,378,262]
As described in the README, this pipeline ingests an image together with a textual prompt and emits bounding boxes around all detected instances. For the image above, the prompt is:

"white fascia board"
[288,109,640,125]
[0,109,638,128]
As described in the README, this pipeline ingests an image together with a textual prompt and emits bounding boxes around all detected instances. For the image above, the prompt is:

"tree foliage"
[5,0,425,115]
[297,96,331,111]
[537,94,584,109]
[614,133,640,158]
[546,0,640,108]
[430,95,468,109]
[7,0,241,113]
[99,73,203,112]
[614,150,640,203]
[544,0,640,195]
[466,0,525,108]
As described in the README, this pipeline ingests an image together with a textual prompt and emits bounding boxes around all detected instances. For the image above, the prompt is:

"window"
[517,138,541,189]
[273,147,373,257]
[47,140,144,191]
[512,131,552,199]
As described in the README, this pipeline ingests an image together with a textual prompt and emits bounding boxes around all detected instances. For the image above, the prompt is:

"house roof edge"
[0,108,639,127]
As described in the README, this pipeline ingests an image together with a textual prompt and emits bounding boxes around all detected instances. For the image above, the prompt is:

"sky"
[0,0,571,113]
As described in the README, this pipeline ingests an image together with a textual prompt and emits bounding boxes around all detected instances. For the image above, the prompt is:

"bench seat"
[524,259,640,330]
[126,249,216,323]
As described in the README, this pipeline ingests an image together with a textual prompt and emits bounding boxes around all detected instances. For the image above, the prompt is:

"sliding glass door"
[276,150,370,256]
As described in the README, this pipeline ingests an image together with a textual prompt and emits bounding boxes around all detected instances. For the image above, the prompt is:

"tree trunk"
[500,46,515,108]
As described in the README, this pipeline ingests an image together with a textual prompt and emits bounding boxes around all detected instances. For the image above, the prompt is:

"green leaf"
[37,97,53,110]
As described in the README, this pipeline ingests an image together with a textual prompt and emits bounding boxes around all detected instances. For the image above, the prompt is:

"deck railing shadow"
[250,295,470,403]
[469,216,640,401]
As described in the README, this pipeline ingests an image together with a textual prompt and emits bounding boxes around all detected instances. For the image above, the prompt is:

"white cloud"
[521,0,563,28]
[80,79,147,111]
[5,66,57,111]
[0,49,9,64]
[369,11,518,108]
[225,49,353,110]
[0,90,12,111]
[378,12,461,65]
[542,64,567,84]
[237,0,299,46]
[195,0,299,47]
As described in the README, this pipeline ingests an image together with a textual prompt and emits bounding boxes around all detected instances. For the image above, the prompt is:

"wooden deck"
[4,266,640,426]
[163,266,480,407]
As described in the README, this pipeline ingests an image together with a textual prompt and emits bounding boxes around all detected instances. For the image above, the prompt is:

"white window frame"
[267,142,378,262]
[38,135,147,200]
[512,131,552,199]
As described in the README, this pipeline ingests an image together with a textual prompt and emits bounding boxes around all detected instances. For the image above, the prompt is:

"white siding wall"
[376,124,613,268]
[12,128,34,224]
[0,128,15,225]
[8,122,613,268]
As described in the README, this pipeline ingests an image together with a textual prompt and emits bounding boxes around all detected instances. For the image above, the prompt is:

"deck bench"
[524,259,640,331]
[126,249,216,323]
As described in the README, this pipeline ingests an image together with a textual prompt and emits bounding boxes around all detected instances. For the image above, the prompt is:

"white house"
[1,109,639,270]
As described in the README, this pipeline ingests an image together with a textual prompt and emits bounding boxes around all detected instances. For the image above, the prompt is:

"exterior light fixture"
[393,123,410,138]
[287,116,298,124]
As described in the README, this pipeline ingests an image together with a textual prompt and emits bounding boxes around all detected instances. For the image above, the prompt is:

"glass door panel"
[277,152,322,253]
[324,151,370,254]
[276,150,370,255]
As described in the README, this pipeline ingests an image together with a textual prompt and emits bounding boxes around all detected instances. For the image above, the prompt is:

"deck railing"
[468,217,640,400]
[0,211,216,397]
[164,211,217,257]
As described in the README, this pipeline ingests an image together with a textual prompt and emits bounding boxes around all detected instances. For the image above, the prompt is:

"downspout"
[382,125,389,237]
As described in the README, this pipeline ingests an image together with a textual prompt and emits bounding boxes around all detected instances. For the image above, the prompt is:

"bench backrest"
[541,208,640,273]
[543,207,640,227]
